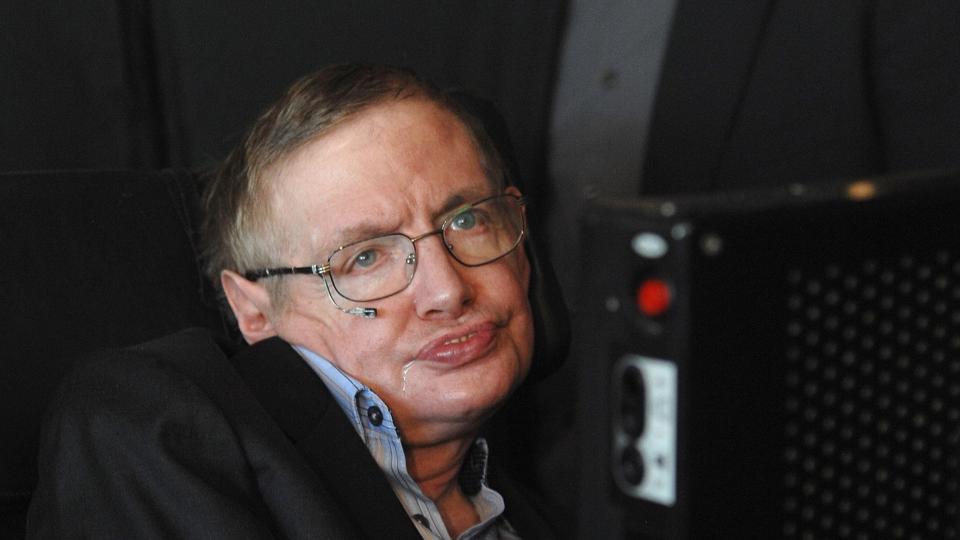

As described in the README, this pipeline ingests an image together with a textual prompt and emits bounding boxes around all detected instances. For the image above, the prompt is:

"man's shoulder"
[38,328,308,498]
[46,328,241,432]
[55,328,232,400]
[29,329,362,538]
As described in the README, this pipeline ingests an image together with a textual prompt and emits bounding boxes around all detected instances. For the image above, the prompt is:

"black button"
[601,69,620,90]
[368,405,383,426]
[412,514,430,529]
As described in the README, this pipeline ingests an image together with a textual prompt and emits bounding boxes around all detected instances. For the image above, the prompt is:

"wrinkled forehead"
[264,99,497,252]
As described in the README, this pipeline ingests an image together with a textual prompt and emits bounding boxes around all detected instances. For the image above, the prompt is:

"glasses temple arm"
[243,264,327,281]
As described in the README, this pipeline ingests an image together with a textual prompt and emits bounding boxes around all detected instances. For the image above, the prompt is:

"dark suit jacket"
[26,328,557,539]
[643,0,960,194]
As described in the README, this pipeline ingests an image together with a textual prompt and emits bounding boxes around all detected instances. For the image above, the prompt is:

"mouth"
[414,322,499,366]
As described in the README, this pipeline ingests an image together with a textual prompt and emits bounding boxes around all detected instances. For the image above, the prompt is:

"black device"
[575,169,960,539]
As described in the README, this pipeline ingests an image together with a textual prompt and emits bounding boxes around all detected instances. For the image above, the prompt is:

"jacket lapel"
[231,338,420,539]
[643,0,777,193]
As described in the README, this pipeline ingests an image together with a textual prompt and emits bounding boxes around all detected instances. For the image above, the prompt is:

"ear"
[221,269,279,344]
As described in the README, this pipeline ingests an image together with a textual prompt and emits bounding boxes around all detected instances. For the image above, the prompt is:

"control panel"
[611,354,678,506]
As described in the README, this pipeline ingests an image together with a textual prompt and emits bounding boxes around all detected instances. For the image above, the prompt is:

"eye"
[451,208,493,232]
[337,246,386,275]
[451,209,478,230]
[353,249,378,268]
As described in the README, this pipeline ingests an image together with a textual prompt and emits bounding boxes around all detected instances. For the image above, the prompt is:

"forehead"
[268,98,494,248]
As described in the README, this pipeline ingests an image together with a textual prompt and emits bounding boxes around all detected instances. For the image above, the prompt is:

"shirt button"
[412,514,430,530]
[368,405,383,426]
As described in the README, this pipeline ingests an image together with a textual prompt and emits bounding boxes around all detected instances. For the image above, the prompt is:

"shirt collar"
[292,345,510,539]
[293,344,398,439]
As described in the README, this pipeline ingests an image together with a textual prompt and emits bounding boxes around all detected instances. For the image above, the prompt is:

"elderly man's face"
[260,98,534,446]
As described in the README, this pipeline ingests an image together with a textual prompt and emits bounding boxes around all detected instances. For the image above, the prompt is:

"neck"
[406,437,481,538]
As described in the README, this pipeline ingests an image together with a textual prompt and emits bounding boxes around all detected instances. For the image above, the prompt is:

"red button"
[637,279,672,316]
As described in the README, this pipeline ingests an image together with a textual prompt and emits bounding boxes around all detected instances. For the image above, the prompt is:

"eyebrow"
[328,220,401,249]
[438,185,497,215]
[325,185,497,249]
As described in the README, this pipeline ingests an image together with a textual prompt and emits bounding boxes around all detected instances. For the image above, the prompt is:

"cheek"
[511,267,536,376]
[486,245,531,297]
[280,296,412,378]
[271,286,341,355]
[508,252,533,318]
[490,258,536,366]
[516,300,536,372]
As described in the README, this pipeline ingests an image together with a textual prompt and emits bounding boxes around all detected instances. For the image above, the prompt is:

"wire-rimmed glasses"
[244,193,526,307]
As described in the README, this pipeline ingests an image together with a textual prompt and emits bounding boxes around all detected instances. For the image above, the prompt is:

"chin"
[454,370,523,417]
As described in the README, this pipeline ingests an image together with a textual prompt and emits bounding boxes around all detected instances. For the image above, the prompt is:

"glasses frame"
[244,193,526,304]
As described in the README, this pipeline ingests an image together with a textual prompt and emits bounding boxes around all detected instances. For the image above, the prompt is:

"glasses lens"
[443,195,525,266]
[328,234,416,301]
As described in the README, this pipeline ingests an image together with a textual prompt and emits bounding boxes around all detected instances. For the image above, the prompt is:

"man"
[27,65,558,539]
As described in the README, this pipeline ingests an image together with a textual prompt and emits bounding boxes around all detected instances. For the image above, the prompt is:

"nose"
[410,234,474,320]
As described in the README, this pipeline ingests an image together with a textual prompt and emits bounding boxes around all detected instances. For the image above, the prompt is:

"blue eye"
[354,249,378,268]
[451,210,477,230]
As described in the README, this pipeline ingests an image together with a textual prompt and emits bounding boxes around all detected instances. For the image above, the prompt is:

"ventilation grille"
[783,251,960,539]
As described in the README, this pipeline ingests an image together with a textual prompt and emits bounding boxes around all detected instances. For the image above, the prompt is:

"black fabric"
[0,170,226,538]
[0,3,165,171]
[27,329,559,539]
[643,0,960,194]
[148,1,565,205]
[26,329,354,539]
[3,3,564,207]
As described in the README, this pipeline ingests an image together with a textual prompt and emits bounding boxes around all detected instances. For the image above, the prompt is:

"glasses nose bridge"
[409,226,445,245]
[409,227,451,255]
[406,226,456,267]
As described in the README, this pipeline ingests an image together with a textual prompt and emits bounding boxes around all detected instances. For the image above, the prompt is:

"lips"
[414,322,498,366]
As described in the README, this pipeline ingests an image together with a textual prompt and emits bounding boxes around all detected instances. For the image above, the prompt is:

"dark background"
[0,1,564,203]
